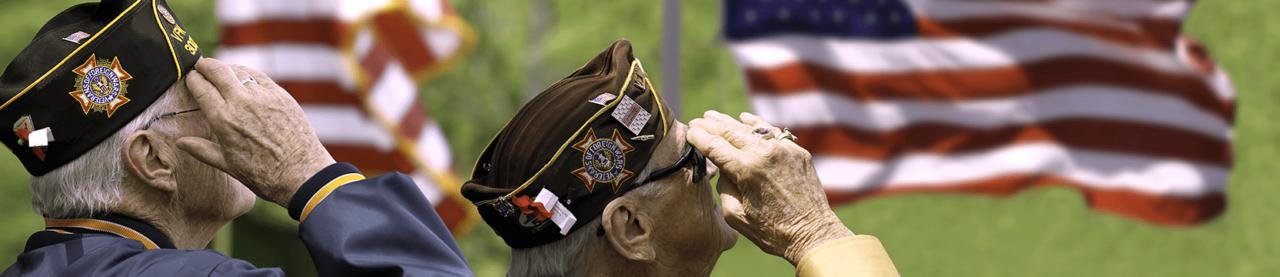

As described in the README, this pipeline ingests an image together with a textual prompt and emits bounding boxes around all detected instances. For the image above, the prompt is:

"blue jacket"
[1,163,473,276]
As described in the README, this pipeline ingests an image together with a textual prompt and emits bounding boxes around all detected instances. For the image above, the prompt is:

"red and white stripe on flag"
[724,0,1233,225]
[216,0,480,234]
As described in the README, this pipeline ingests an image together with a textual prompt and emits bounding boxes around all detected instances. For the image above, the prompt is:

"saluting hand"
[687,110,854,266]
[177,58,335,208]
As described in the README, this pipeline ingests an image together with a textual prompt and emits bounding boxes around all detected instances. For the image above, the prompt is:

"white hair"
[30,84,183,219]
[508,160,672,277]
[628,161,672,199]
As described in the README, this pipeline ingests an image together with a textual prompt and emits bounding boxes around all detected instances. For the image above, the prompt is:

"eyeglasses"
[610,142,709,199]
[647,142,707,184]
[141,109,201,130]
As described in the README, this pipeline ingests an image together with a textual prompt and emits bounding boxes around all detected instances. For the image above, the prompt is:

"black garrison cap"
[0,0,202,176]
[460,39,676,249]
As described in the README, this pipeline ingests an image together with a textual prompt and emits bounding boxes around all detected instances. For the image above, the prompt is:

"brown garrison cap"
[461,39,675,249]
[0,0,202,175]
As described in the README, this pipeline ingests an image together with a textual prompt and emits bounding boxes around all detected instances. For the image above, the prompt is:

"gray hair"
[30,84,183,219]
[508,159,673,276]
[507,217,600,277]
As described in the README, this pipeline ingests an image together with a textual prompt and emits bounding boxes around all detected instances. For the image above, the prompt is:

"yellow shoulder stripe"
[45,218,159,250]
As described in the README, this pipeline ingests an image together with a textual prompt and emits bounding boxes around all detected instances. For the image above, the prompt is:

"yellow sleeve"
[795,235,900,277]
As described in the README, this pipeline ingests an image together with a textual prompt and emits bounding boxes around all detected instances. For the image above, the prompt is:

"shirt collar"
[42,213,177,250]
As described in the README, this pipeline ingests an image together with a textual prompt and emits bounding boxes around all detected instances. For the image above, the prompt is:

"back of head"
[461,39,674,248]
[460,39,677,275]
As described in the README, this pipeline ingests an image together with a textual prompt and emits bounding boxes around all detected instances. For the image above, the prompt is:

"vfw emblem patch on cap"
[68,54,132,117]
[572,129,635,193]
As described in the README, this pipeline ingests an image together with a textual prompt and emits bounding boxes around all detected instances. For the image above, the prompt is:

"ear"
[122,131,177,193]
[602,196,655,262]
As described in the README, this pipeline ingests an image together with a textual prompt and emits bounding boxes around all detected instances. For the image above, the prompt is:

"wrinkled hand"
[688,110,853,266]
[177,58,335,207]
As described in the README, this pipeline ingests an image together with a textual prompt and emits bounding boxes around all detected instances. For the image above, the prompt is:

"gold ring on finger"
[776,128,798,142]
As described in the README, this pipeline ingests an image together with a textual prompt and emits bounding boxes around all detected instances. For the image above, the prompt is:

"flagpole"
[662,0,681,119]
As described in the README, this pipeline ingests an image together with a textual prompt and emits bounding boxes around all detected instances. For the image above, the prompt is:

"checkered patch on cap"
[610,95,650,135]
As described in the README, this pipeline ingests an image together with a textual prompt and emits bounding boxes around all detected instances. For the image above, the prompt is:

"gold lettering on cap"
[170,25,187,42]
[184,38,199,55]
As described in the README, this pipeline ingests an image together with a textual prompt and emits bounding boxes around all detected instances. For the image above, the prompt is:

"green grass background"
[0,0,1276,276]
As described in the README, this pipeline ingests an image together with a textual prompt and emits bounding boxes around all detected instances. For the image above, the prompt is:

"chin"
[230,184,257,216]
[216,175,257,219]
[717,226,739,252]
[232,192,256,217]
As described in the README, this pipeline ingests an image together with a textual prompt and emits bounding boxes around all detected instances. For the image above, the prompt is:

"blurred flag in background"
[217,0,479,234]
[723,0,1234,225]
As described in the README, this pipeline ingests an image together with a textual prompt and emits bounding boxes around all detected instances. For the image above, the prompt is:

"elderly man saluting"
[1,0,470,275]
[461,39,899,276]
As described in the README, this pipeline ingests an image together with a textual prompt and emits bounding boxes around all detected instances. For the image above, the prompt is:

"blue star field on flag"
[723,0,918,41]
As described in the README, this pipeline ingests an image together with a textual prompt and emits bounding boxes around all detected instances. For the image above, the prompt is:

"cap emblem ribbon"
[12,115,53,161]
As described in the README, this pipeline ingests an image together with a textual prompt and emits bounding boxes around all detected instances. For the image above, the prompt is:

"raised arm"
[178,58,472,276]
[688,110,898,277]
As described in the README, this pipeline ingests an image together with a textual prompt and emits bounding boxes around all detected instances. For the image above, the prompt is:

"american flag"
[216,0,480,234]
[723,0,1234,225]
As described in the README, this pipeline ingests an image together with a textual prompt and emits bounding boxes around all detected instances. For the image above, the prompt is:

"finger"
[739,112,777,130]
[717,178,749,229]
[184,71,227,114]
[228,67,264,101]
[231,64,305,109]
[688,126,749,172]
[691,113,762,150]
[716,175,743,205]
[232,64,281,90]
[231,66,255,88]
[702,110,741,125]
[175,137,229,172]
[739,112,782,141]
[192,58,247,100]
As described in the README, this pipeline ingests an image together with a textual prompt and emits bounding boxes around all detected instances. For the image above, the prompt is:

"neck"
[113,179,233,250]
[141,210,229,250]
